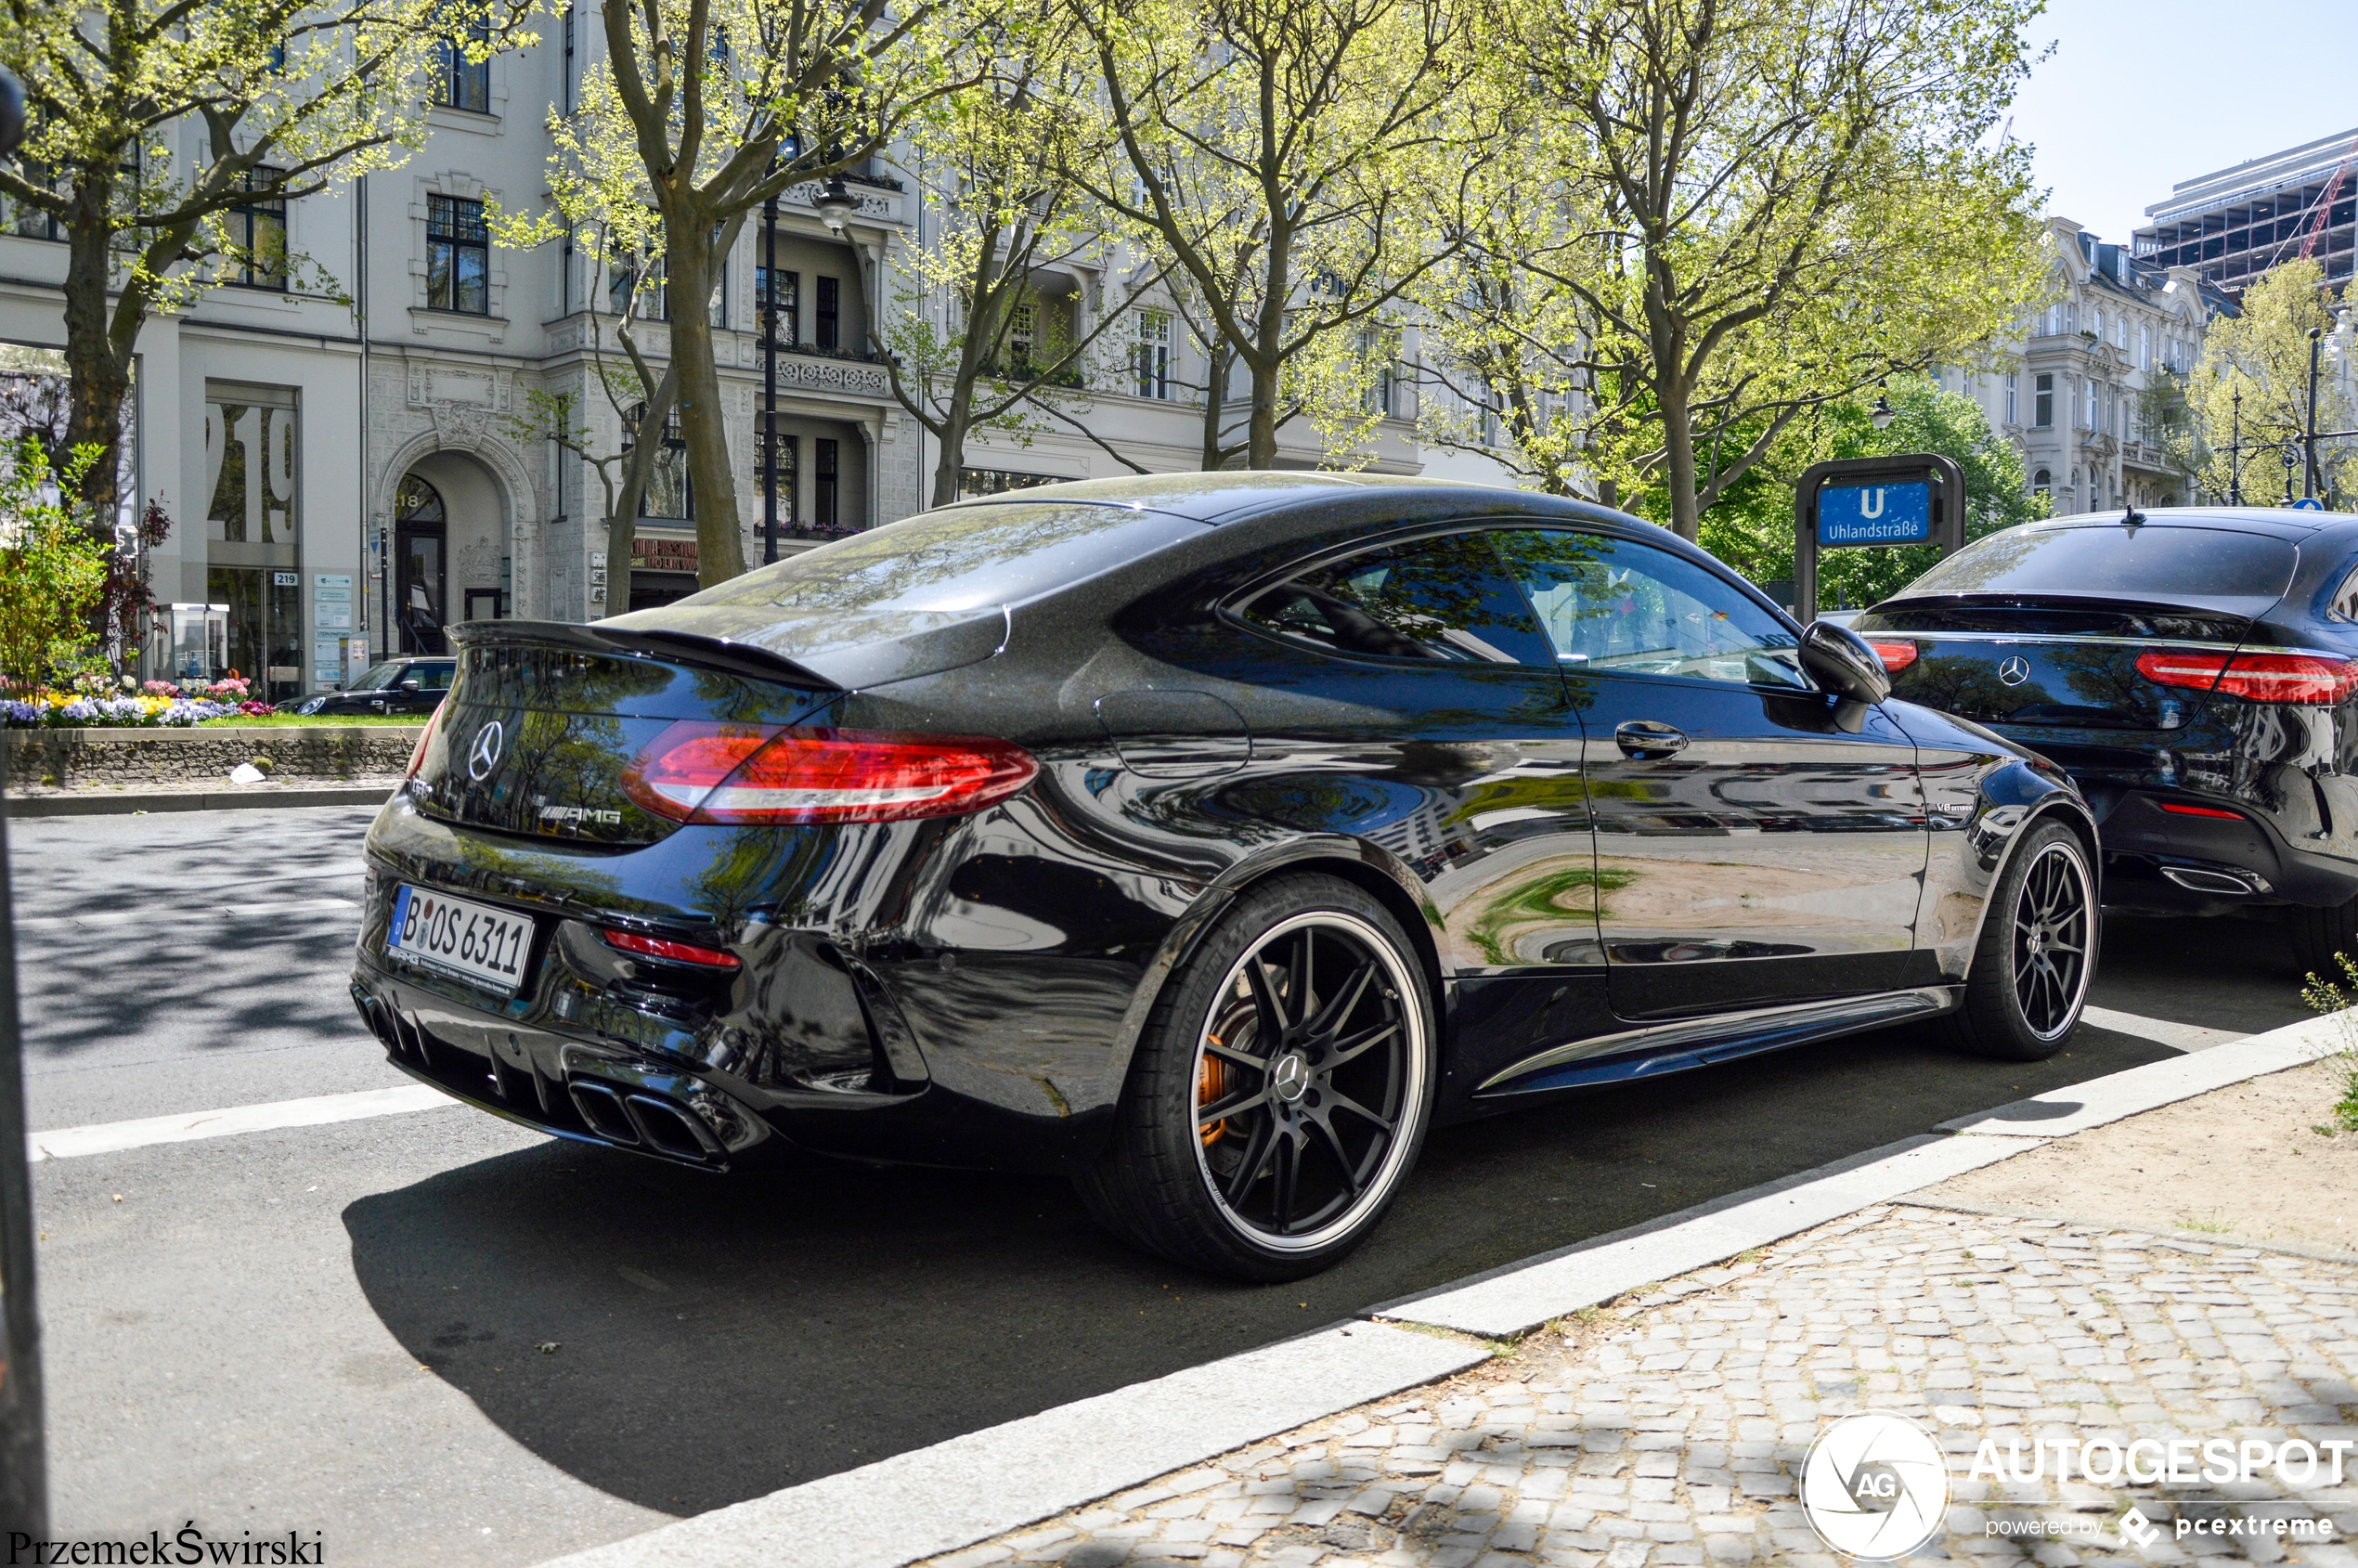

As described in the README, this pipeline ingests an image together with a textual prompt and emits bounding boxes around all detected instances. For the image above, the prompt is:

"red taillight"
[2158,801,2245,821]
[2136,648,2358,705]
[407,706,442,778]
[620,722,1039,825]
[1866,640,1919,673]
[601,929,741,968]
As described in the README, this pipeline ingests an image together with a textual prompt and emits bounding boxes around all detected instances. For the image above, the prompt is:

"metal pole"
[762,192,778,565]
[2231,388,2244,505]
[2309,327,2324,501]
[0,69,46,1543]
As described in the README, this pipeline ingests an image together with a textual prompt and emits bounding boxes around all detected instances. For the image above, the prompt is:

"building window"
[559,226,576,315]
[2033,372,2054,428]
[760,430,798,524]
[814,437,839,525]
[226,167,288,289]
[2139,323,2150,369]
[2043,304,2060,338]
[816,275,839,350]
[958,467,1056,499]
[2032,467,2051,499]
[627,404,690,519]
[2004,373,2017,425]
[1007,299,1034,369]
[426,195,488,314]
[1134,308,1170,399]
[757,266,799,344]
[561,4,575,116]
[2084,377,2097,430]
[434,17,491,113]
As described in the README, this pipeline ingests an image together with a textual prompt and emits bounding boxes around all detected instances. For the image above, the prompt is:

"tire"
[2287,897,2358,979]
[1943,821,2098,1062]
[1077,874,1436,1281]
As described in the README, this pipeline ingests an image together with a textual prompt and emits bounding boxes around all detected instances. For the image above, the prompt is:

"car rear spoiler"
[447,619,840,692]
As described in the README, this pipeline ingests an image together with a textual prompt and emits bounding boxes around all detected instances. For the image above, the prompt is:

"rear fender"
[1084,832,1444,1148]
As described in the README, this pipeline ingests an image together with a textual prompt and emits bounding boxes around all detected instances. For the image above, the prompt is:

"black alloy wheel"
[1945,820,2097,1061]
[1079,875,1434,1280]
[2012,841,2092,1041]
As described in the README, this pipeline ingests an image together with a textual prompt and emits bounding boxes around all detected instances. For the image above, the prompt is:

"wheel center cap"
[1270,1052,1311,1105]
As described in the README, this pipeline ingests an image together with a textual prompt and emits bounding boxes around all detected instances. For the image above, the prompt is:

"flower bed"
[1,678,277,727]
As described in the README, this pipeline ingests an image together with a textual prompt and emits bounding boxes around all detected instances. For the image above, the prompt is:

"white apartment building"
[0,24,1419,701]
[1944,218,2226,517]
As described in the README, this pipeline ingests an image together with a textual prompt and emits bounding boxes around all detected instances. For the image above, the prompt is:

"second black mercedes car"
[1855,506,2358,969]
[351,474,2096,1279]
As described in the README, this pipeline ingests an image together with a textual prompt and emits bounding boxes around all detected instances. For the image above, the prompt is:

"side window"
[417,662,458,691]
[1237,532,1556,666]
[1493,529,1806,689]
[2331,562,2358,623]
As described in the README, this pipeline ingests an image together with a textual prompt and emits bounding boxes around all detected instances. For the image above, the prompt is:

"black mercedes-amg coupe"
[352,474,2096,1279]
[1854,506,2358,970]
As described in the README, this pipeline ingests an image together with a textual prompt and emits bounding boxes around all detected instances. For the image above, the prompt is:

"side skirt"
[1472,986,1963,1099]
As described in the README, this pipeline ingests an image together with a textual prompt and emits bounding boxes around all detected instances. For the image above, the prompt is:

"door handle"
[1614,720,1688,759]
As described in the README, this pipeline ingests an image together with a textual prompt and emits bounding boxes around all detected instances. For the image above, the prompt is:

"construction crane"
[2300,134,2358,260]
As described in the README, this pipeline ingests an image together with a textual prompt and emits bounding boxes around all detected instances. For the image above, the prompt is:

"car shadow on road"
[343,1012,2185,1519]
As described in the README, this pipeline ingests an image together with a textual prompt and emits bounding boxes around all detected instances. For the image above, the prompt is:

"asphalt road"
[14,807,2320,1564]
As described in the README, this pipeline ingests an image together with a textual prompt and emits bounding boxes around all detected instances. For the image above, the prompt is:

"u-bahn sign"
[1793,453,1966,620]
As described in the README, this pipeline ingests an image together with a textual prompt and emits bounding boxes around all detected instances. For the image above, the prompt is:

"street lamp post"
[761,186,778,565]
[2283,440,2301,507]
[2230,387,2244,505]
[2309,327,2324,501]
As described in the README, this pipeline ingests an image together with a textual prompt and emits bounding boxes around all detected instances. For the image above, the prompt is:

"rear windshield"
[677,501,1203,616]
[1904,524,2298,602]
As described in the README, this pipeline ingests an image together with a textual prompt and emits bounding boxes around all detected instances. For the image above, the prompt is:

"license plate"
[387,885,535,996]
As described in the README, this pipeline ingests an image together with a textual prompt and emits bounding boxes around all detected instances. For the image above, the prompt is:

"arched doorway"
[395,475,447,654]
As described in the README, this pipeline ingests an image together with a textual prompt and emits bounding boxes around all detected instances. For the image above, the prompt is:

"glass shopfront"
[204,383,302,700]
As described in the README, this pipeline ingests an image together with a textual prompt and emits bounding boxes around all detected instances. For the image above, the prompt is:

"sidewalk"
[917,1058,2358,1568]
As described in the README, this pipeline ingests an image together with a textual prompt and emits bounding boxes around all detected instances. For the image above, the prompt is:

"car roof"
[933,471,1598,527]
[2038,505,2351,539]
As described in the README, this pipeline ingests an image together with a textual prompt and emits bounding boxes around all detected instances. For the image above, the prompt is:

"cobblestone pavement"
[921,1203,2358,1568]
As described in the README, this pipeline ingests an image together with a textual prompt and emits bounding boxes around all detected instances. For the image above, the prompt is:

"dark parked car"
[351,475,2096,1279]
[279,656,456,717]
[1853,507,2358,968]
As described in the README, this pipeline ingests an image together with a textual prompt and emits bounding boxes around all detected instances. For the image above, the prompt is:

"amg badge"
[538,804,622,826]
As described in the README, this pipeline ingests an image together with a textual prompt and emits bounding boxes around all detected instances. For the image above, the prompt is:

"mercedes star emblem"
[467,719,505,782]
[1269,1052,1310,1104]
[1998,655,2032,687]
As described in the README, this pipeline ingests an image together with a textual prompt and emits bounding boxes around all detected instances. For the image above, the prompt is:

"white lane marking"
[26,1084,458,1162]
[16,896,359,932]
[2079,1004,2247,1053]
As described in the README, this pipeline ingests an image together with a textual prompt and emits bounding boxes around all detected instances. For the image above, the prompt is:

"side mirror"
[1798,620,1891,716]
[398,678,422,693]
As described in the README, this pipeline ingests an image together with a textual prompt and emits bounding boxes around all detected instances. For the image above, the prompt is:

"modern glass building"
[2135,126,2358,296]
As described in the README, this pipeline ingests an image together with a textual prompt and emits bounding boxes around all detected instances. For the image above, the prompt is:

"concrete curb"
[6,784,397,816]
[537,1323,1488,1568]
[528,1008,2353,1568]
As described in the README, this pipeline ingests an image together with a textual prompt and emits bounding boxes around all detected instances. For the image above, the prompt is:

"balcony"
[753,339,895,398]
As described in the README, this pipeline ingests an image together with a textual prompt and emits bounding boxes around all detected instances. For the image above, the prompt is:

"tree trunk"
[1658,378,1701,542]
[663,239,748,590]
[59,214,130,520]
[1199,345,1231,469]
[931,385,975,509]
[601,367,680,617]
[1246,355,1281,469]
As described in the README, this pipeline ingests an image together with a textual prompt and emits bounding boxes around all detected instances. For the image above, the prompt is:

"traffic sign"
[1819,480,1934,545]
[2291,497,2325,511]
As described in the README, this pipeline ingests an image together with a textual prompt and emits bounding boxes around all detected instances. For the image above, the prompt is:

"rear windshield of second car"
[1906,524,2298,601]
[676,501,1203,616]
